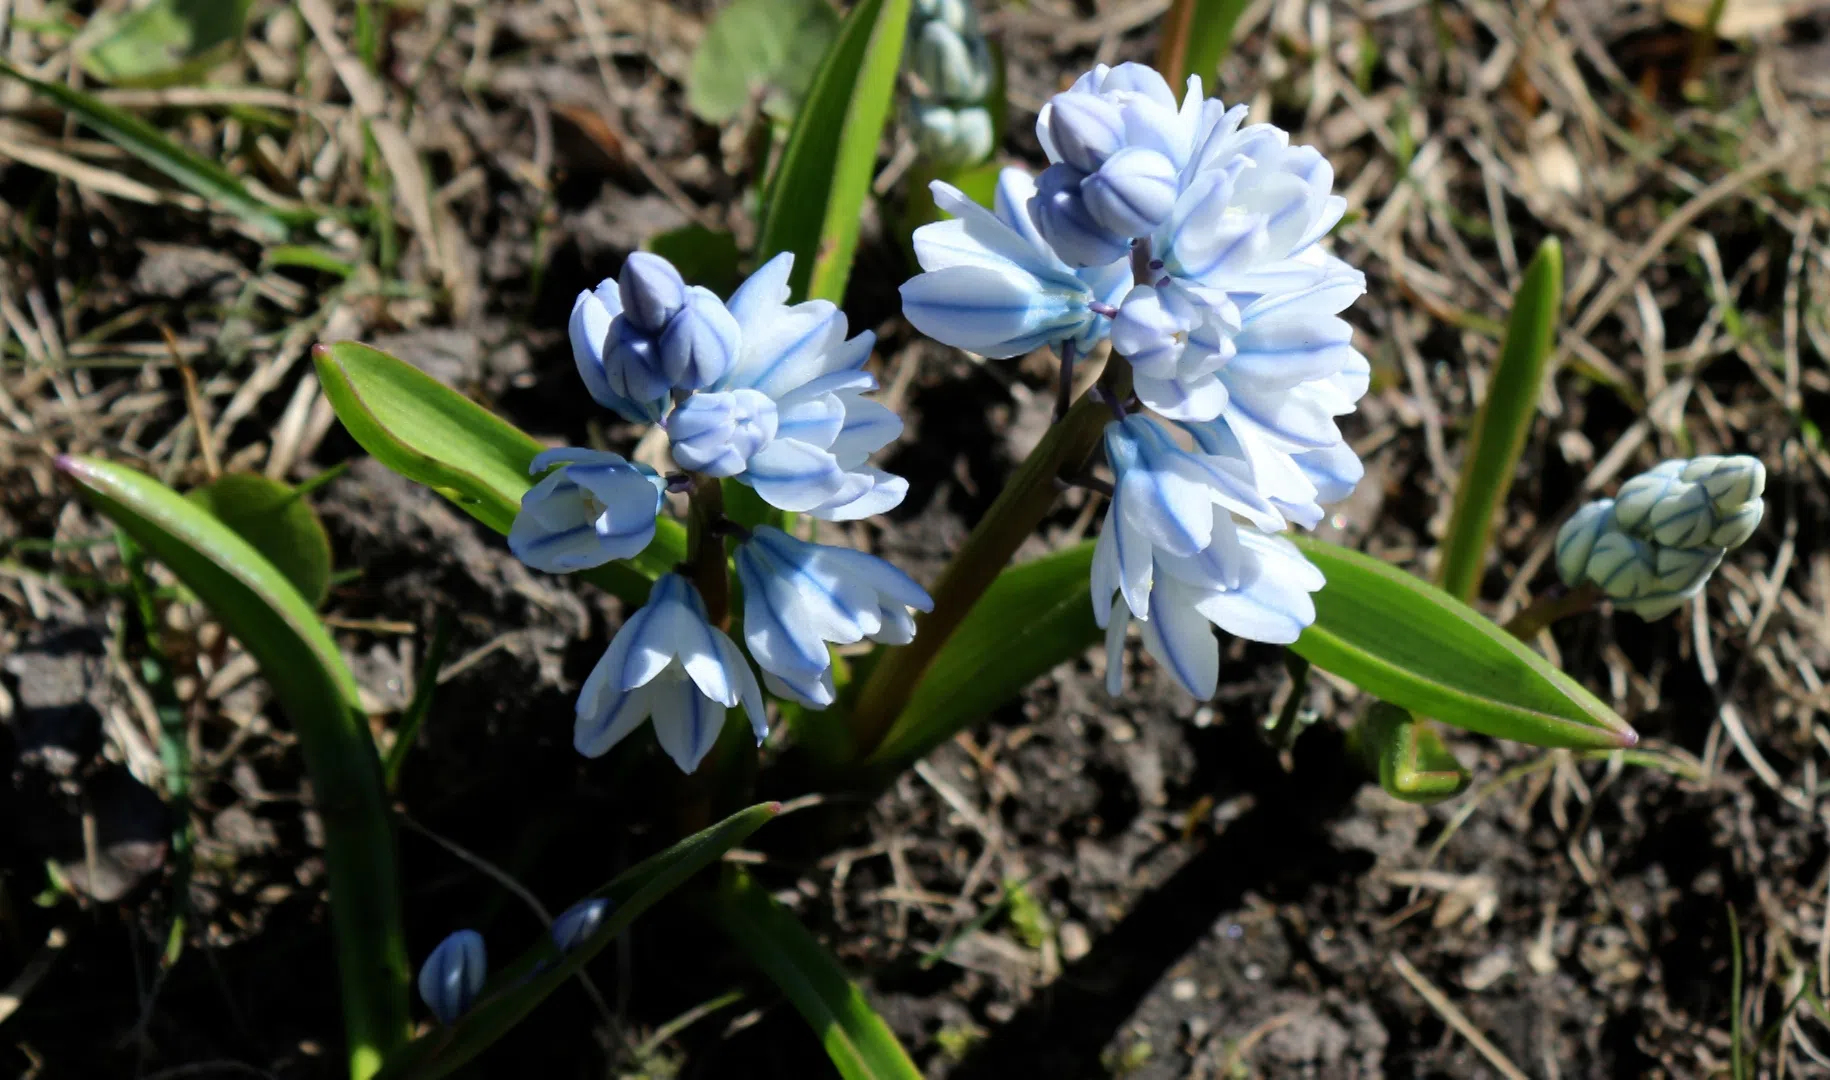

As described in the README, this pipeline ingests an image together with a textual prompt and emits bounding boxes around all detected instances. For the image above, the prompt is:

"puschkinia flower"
[418,929,486,1026]
[1556,455,1764,619]
[551,897,612,954]
[574,574,766,772]
[1099,531,1325,699]
[663,252,907,520]
[508,449,666,572]
[734,526,934,707]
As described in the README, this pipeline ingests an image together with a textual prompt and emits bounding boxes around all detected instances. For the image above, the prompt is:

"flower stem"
[1501,581,1601,640]
[685,475,730,628]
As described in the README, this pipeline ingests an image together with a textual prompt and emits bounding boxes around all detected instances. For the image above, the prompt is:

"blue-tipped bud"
[666,388,780,476]
[1081,146,1179,238]
[1555,499,1615,587]
[418,930,487,1027]
[603,316,672,411]
[1030,163,1131,268]
[659,286,741,391]
[551,898,613,954]
[618,252,686,334]
[1040,92,1127,174]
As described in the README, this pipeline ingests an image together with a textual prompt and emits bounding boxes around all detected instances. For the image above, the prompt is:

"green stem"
[685,476,730,628]
[1501,581,1601,640]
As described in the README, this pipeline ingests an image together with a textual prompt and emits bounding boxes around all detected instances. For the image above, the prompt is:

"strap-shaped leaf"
[1352,703,1471,803]
[867,541,1097,769]
[0,60,302,239]
[378,803,781,1080]
[1438,238,1563,600]
[313,341,685,603]
[1291,537,1635,749]
[755,0,911,301]
[188,472,333,607]
[58,457,408,1079]
[704,867,922,1080]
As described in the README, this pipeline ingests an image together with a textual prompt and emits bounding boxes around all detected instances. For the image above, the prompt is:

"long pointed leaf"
[867,541,1097,769]
[0,60,298,239]
[313,341,684,604]
[704,867,922,1080]
[58,457,407,1080]
[755,0,911,301]
[1438,238,1563,600]
[378,803,781,1080]
[1292,536,1634,749]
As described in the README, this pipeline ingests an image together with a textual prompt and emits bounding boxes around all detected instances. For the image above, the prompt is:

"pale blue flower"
[684,253,907,520]
[1031,163,1134,268]
[659,286,742,391]
[734,526,934,707]
[618,252,686,333]
[901,169,1128,358]
[1094,415,1283,620]
[1099,530,1324,699]
[666,388,779,477]
[568,282,670,423]
[1082,146,1180,238]
[419,929,486,1026]
[509,448,666,573]
[551,898,612,954]
[574,574,766,773]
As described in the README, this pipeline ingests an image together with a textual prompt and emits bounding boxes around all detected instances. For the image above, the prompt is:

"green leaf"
[1181,0,1253,87]
[1290,536,1635,750]
[377,804,782,1080]
[0,60,297,239]
[313,341,684,604]
[187,472,333,607]
[868,541,1098,768]
[1351,703,1470,804]
[704,866,923,1080]
[57,456,407,1080]
[77,0,251,86]
[755,0,912,302]
[646,224,743,298]
[1438,237,1562,601]
[687,0,840,123]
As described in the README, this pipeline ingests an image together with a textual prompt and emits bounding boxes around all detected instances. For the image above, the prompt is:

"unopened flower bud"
[1081,146,1179,238]
[1030,163,1130,268]
[1555,499,1614,588]
[659,286,741,391]
[1041,92,1127,173]
[912,21,988,103]
[618,252,686,334]
[666,388,780,476]
[418,930,486,1027]
[602,316,671,412]
[551,898,613,954]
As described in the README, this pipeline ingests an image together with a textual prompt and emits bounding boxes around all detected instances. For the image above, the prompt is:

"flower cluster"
[900,63,1366,699]
[907,0,996,166]
[514,252,931,773]
[1556,455,1765,620]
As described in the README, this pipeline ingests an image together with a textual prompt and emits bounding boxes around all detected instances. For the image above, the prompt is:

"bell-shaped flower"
[703,253,909,519]
[666,388,779,477]
[1100,530,1324,699]
[618,252,686,334]
[733,526,934,707]
[1082,146,1180,239]
[551,897,612,954]
[1095,414,1284,620]
[659,286,741,391]
[574,574,766,773]
[509,449,666,573]
[418,929,486,1026]
[568,282,671,423]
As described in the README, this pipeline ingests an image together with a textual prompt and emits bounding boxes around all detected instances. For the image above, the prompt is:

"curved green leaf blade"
[77,0,252,86]
[313,341,684,603]
[868,541,1098,769]
[1439,237,1563,600]
[1352,703,1471,804]
[0,60,297,239]
[378,803,782,1080]
[1290,536,1635,750]
[755,0,912,301]
[57,456,407,1080]
[188,472,333,606]
[705,866,922,1080]
[687,0,841,123]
